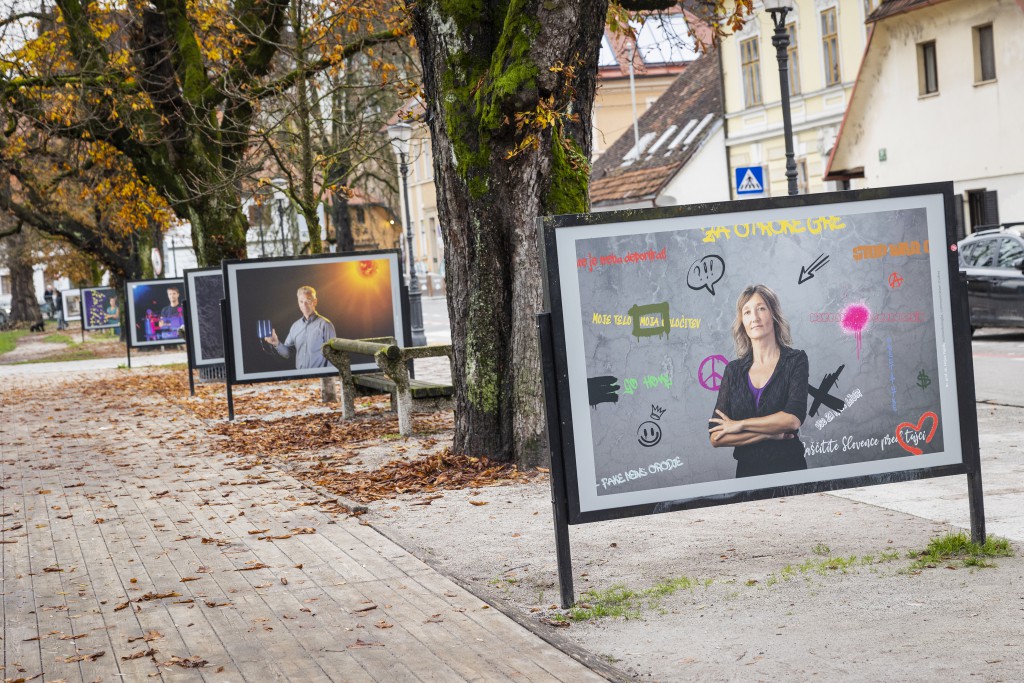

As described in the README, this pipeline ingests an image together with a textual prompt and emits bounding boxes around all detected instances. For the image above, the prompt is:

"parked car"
[957,223,1024,332]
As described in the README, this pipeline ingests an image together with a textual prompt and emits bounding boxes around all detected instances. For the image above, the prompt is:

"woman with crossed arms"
[709,284,809,478]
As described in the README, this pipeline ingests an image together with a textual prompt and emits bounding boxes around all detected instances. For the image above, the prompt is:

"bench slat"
[353,373,454,399]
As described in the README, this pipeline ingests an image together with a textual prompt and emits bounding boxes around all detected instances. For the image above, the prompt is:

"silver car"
[958,223,1024,332]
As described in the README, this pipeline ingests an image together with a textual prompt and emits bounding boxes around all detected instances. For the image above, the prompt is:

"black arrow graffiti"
[798,253,830,284]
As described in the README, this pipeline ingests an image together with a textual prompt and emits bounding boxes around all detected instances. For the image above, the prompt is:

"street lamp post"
[765,0,799,196]
[387,122,427,347]
[277,198,289,256]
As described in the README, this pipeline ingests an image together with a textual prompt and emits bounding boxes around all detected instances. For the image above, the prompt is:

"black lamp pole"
[768,5,799,196]
[397,151,427,346]
[277,198,289,256]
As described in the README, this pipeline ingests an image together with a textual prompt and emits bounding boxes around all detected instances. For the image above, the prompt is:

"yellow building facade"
[721,0,881,198]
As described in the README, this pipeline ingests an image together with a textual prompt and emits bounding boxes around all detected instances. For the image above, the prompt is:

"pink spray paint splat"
[841,304,871,359]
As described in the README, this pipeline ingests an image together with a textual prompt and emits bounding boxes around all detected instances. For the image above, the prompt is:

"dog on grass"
[29,320,45,332]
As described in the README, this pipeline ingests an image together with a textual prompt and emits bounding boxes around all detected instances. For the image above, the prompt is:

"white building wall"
[659,125,731,206]
[831,0,1024,220]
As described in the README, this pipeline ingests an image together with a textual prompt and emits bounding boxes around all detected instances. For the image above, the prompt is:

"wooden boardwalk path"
[0,368,606,682]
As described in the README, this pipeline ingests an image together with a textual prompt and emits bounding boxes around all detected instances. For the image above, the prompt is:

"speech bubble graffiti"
[687,255,725,296]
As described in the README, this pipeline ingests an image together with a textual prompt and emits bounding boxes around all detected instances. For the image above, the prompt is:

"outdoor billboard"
[61,288,82,323]
[541,183,978,524]
[81,287,120,331]
[183,268,224,367]
[223,250,405,383]
[125,278,187,348]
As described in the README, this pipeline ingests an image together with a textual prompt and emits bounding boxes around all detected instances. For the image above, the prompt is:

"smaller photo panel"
[62,288,82,322]
[126,278,187,348]
[223,251,405,383]
[184,268,225,367]
[82,287,121,330]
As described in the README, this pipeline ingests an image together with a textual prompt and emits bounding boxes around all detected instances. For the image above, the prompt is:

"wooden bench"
[321,337,455,436]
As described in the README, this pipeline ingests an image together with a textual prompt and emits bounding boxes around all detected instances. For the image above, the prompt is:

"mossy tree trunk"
[411,0,607,467]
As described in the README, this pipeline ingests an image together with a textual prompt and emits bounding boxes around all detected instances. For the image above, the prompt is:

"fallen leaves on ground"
[64,651,105,663]
[347,639,384,649]
[313,447,539,503]
[163,655,208,668]
[206,409,452,457]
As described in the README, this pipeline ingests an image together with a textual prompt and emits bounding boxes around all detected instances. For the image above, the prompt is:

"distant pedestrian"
[43,286,55,320]
[55,289,67,330]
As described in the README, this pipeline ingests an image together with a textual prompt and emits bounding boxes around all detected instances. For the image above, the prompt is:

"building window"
[740,37,762,106]
[786,22,800,95]
[973,24,996,82]
[917,41,938,95]
[821,8,840,86]
[967,189,999,231]
[797,158,809,194]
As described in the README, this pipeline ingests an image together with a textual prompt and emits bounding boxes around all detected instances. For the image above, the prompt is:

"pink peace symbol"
[699,354,729,391]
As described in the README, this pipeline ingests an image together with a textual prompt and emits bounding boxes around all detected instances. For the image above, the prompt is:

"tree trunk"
[332,189,354,252]
[187,195,249,267]
[412,0,605,466]
[7,229,41,323]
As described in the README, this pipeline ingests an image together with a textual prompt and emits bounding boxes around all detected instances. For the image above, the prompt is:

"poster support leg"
[949,271,986,544]
[123,283,132,368]
[967,469,986,545]
[955,273,986,544]
[183,299,196,396]
[220,299,235,421]
[537,312,574,609]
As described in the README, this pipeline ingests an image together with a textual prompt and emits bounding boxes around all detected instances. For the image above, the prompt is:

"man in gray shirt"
[264,285,336,369]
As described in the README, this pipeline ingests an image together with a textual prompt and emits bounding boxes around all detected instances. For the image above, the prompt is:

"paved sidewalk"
[0,368,606,682]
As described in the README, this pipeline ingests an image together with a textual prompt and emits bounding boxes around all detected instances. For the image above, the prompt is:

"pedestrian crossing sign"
[735,166,765,195]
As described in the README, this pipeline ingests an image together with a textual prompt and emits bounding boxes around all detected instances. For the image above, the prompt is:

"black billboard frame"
[219,249,415,419]
[538,182,984,608]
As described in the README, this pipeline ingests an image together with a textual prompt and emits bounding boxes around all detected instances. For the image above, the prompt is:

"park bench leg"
[378,353,414,436]
[324,348,356,419]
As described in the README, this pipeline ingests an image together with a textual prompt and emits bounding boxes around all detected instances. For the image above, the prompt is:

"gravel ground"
[351,405,1024,682]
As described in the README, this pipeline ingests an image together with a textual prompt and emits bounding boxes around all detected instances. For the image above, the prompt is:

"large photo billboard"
[184,268,224,367]
[126,278,186,348]
[223,251,405,383]
[542,184,975,523]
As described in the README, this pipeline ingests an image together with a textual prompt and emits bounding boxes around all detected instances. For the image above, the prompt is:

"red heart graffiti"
[895,411,939,456]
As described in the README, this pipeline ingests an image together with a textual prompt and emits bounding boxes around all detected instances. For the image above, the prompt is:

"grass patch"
[907,532,1013,570]
[0,329,29,356]
[42,333,75,345]
[566,575,704,622]
[763,547,903,587]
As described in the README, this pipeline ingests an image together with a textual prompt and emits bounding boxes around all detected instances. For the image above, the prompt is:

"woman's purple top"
[748,372,774,410]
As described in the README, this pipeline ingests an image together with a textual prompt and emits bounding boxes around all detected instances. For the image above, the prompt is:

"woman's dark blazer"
[710,346,809,478]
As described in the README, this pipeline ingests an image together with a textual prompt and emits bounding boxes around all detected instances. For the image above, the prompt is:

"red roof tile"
[589,51,722,207]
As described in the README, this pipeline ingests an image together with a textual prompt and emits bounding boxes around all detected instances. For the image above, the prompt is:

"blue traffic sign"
[735,166,765,195]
